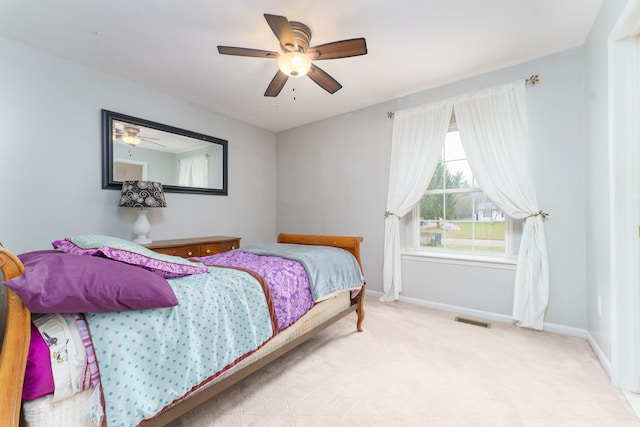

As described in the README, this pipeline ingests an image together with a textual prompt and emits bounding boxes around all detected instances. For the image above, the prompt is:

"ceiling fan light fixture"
[278,51,311,77]
[122,134,141,146]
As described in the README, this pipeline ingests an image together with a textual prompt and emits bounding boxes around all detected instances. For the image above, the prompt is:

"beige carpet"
[168,297,640,426]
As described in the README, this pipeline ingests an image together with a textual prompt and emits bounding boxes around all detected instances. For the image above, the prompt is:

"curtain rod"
[387,75,540,119]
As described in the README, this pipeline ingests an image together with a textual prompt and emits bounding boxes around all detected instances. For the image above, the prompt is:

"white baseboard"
[398,294,515,325]
[587,331,613,379]
[367,290,589,339]
[623,391,640,419]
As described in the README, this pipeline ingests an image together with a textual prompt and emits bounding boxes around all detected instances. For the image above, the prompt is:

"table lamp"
[119,181,166,244]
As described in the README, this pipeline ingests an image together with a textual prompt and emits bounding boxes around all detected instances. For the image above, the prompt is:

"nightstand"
[146,236,240,258]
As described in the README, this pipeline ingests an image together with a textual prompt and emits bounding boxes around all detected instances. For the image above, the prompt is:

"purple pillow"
[52,235,208,279]
[4,250,179,313]
[22,322,54,400]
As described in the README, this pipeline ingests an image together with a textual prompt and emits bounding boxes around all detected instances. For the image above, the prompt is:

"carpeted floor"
[168,297,640,426]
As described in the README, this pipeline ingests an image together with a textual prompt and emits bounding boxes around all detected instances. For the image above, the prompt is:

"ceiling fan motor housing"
[287,21,311,52]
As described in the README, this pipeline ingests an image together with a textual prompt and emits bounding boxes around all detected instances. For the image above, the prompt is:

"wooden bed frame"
[0,233,365,426]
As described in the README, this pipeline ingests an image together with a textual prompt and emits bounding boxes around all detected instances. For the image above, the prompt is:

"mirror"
[102,110,228,195]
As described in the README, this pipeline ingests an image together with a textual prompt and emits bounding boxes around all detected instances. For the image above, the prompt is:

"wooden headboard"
[0,247,30,427]
[277,233,364,273]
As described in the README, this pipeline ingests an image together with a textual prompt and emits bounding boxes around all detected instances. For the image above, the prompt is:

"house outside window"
[415,130,514,256]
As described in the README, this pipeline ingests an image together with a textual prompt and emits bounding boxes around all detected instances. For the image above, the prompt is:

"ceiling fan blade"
[264,70,289,97]
[143,139,166,147]
[307,64,342,94]
[264,14,297,52]
[217,46,280,58]
[307,38,368,60]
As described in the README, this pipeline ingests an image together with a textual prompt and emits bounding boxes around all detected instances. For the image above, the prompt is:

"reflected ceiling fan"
[113,124,165,148]
[217,13,367,97]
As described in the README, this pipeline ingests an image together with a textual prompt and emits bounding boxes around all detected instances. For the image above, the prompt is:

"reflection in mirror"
[102,110,228,195]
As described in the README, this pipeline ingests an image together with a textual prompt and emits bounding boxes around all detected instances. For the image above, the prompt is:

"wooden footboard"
[0,233,364,427]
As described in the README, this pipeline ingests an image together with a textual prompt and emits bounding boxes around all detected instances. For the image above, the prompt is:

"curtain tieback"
[527,210,549,219]
[384,211,397,218]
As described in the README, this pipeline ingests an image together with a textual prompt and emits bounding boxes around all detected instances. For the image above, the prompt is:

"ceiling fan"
[217,13,367,97]
[113,124,165,148]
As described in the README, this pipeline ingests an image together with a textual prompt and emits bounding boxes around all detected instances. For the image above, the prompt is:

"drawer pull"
[187,251,193,256]
[231,246,236,249]
[172,250,177,255]
[206,249,211,254]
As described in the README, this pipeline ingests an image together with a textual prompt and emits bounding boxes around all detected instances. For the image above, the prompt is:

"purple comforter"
[197,251,314,330]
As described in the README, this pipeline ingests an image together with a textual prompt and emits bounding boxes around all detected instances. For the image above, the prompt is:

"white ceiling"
[0,0,602,133]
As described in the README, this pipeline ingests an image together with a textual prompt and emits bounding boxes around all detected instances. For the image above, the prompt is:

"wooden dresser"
[146,236,240,258]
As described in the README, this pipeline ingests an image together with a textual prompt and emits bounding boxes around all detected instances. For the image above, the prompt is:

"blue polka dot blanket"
[85,266,278,427]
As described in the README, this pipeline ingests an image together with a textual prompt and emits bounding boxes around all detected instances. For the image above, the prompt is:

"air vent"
[454,316,490,328]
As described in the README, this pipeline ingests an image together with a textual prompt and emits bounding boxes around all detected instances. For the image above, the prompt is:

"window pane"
[418,192,444,247]
[445,159,471,189]
[419,191,506,253]
[443,131,464,161]
[452,191,474,219]
[419,193,447,224]
[427,154,445,191]
[426,130,473,190]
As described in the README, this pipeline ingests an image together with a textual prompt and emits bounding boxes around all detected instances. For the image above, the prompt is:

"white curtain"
[179,156,209,187]
[381,101,453,302]
[453,80,549,330]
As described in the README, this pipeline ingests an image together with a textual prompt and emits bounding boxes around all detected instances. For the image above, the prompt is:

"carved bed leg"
[356,285,365,332]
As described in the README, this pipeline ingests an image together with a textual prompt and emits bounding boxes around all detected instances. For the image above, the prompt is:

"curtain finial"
[526,75,539,86]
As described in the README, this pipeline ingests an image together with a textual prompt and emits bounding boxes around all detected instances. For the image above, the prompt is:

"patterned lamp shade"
[119,181,167,208]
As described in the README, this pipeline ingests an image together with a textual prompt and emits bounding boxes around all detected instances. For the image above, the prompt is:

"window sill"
[401,249,517,270]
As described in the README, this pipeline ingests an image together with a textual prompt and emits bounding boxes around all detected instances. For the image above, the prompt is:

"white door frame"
[609,0,640,391]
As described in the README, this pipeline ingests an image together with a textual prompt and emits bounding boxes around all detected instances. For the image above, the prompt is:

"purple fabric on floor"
[198,251,314,330]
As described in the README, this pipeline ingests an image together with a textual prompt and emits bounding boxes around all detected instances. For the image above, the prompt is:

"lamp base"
[132,236,152,245]
[132,208,153,244]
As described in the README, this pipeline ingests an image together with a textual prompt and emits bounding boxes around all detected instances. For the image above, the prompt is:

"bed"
[0,233,365,427]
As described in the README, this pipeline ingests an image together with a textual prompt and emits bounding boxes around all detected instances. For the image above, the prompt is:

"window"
[415,130,513,256]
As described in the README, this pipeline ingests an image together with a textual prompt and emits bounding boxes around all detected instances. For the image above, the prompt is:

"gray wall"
[277,47,588,330]
[113,144,175,184]
[0,36,277,254]
[583,0,632,372]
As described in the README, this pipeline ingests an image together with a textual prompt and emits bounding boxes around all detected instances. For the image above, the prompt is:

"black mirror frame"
[101,109,228,195]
